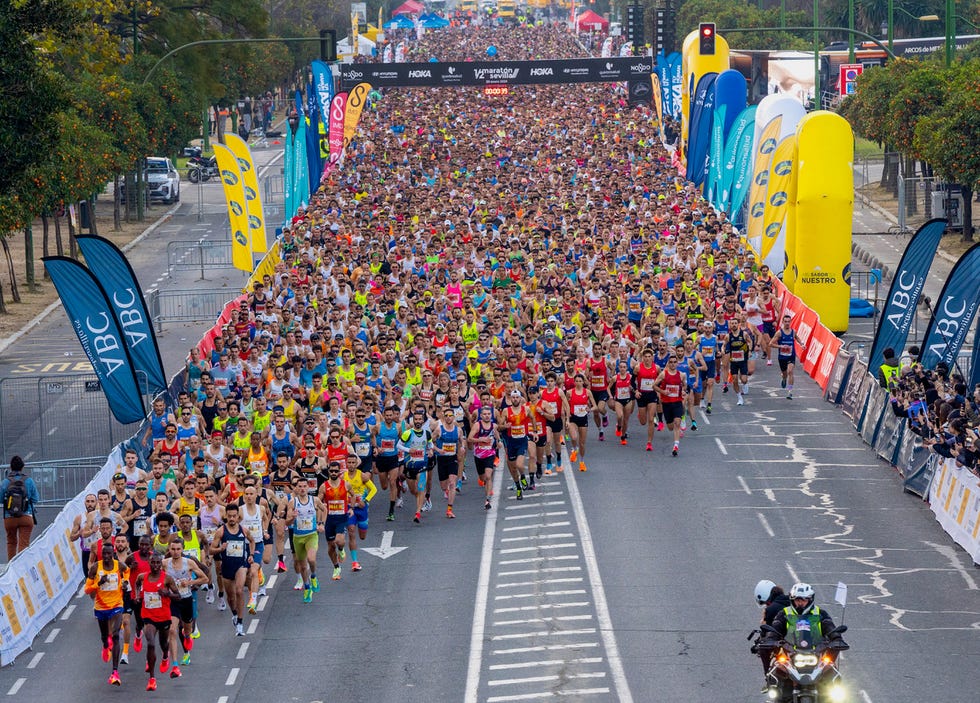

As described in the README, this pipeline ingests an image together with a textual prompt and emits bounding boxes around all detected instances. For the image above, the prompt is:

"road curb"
[0,204,181,356]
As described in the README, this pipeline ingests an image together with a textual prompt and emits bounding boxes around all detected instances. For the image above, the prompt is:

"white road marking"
[502,521,571,532]
[47,427,58,435]
[504,510,569,520]
[786,562,800,582]
[715,437,728,455]
[218,697,229,703]
[923,541,979,590]
[236,642,249,659]
[499,554,580,566]
[489,657,603,671]
[44,628,60,643]
[69,405,77,412]
[492,628,597,641]
[493,642,600,655]
[500,533,575,543]
[495,577,583,589]
[464,448,505,703]
[494,614,594,626]
[497,566,582,577]
[757,512,776,537]
[266,574,278,590]
[247,618,259,635]
[499,543,577,554]
[564,458,635,703]
[487,687,610,702]
[860,690,874,703]
[26,652,43,669]
[256,595,268,612]
[6,679,26,695]
[494,602,589,614]
[60,604,75,620]
[505,502,566,513]
[763,488,777,503]
[736,475,751,495]
[494,589,587,600]
[225,668,239,685]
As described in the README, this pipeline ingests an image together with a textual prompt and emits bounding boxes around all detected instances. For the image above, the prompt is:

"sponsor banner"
[292,117,310,206]
[896,425,929,478]
[303,110,323,197]
[668,52,682,120]
[929,457,980,564]
[858,381,888,446]
[874,404,904,465]
[40,257,146,424]
[212,144,254,273]
[745,116,782,251]
[651,73,664,141]
[685,72,717,186]
[811,327,842,391]
[706,104,725,207]
[75,236,167,395]
[0,445,123,665]
[339,56,653,89]
[972,326,980,390]
[224,134,268,254]
[328,92,348,165]
[919,242,980,371]
[824,349,853,403]
[796,306,820,368]
[343,82,372,150]
[283,119,295,223]
[720,105,756,212]
[840,363,870,421]
[905,452,940,497]
[311,60,334,126]
[655,57,671,118]
[868,219,947,372]
[759,135,796,262]
[714,69,747,139]
[627,77,652,107]
[243,240,281,294]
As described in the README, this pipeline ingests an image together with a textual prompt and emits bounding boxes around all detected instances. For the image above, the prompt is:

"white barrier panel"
[929,457,980,565]
[0,445,123,664]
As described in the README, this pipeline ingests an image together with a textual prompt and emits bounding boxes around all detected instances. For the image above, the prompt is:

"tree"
[673,0,811,52]
[914,58,980,241]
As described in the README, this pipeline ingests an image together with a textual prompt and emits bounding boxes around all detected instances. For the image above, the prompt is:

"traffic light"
[698,22,715,55]
[319,29,336,62]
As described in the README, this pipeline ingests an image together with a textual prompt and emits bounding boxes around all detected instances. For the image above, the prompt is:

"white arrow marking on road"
[362,530,408,560]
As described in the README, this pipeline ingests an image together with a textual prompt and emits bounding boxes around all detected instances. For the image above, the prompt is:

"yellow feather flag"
[651,74,664,143]
[745,116,782,252]
[212,143,253,273]
[224,133,267,254]
[759,135,797,262]
[343,82,373,151]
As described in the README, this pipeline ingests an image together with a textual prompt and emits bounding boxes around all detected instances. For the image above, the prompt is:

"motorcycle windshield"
[789,620,818,650]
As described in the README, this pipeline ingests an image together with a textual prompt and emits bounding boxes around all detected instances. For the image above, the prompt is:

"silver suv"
[119,157,181,205]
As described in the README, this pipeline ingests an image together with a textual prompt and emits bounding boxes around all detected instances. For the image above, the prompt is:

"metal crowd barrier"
[1,457,108,507]
[166,239,234,280]
[147,287,232,332]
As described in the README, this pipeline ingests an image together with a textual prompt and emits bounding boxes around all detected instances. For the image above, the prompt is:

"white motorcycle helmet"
[789,582,815,615]
[755,579,777,606]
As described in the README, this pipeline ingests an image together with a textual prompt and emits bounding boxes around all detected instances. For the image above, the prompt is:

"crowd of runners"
[77,21,802,689]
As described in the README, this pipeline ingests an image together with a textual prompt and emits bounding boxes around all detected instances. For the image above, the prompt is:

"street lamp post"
[814,0,820,106]
[945,0,954,66]
[848,0,855,62]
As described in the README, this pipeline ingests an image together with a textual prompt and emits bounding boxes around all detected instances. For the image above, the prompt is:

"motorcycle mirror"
[833,625,848,634]
[760,624,779,635]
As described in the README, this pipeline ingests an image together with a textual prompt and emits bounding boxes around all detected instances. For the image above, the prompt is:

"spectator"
[2,455,41,559]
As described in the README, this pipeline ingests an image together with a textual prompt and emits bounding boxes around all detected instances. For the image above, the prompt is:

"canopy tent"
[392,0,424,16]
[338,34,377,58]
[419,13,450,28]
[383,14,414,29]
[575,9,609,32]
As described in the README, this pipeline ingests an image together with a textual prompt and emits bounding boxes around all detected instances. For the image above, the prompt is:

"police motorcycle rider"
[750,580,792,684]
[761,583,848,701]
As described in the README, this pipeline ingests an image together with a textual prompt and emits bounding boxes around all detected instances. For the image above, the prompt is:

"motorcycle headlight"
[792,653,819,668]
[828,683,846,702]
[767,687,779,701]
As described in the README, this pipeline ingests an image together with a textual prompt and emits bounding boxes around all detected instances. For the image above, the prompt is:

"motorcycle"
[187,155,219,183]
[756,624,849,703]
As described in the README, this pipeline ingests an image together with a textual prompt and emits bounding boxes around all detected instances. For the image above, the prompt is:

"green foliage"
[673,0,811,52]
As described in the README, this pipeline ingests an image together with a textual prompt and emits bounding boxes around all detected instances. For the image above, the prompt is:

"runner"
[85,540,129,686]
[770,314,798,400]
[162,537,208,673]
[432,406,463,518]
[634,348,660,451]
[209,503,253,636]
[284,477,325,602]
[397,410,433,524]
[499,389,533,498]
[566,374,596,472]
[133,551,179,691]
[654,354,686,457]
[318,461,351,579]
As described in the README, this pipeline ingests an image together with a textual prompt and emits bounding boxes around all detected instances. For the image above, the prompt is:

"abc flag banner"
[224,133,268,254]
[212,143,254,272]
[918,242,980,371]
[75,236,167,395]
[685,72,717,186]
[746,116,782,246]
[328,91,349,164]
[971,323,980,389]
[343,82,373,150]
[41,257,146,424]
[868,218,947,372]
[720,105,756,211]
[759,135,796,261]
[311,60,334,129]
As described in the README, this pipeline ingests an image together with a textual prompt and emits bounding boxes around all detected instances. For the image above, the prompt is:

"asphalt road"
[2,359,979,702]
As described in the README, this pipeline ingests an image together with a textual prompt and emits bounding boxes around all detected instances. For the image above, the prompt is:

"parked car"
[118,157,181,205]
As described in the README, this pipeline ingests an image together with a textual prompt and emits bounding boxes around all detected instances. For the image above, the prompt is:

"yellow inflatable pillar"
[792,112,853,333]
[783,138,799,292]
[680,30,729,166]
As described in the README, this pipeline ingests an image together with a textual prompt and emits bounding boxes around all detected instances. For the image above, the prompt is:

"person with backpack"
[2,455,41,559]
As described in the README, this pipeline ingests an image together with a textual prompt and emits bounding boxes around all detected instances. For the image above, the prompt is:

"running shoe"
[781,378,787,388]
[311,575,320,592]
[108,671,121,686]
[191,625,200,639]
[258,570,265,587]
[544,468,553,476]
[520,475,528,489]
[294,575,304,590]
[134,632,143,653]
[422,499,432,513]
[485,499,492,510]
[569,449,578,463]
[183,635,193,652]
[535,466,543,480]
[786,392,793,400]
[680,419,686,431]
[620,437,627,446]
[706,403,712,415]
[247,596,257,614]
[170,665,182,679]
[387,512,395,521]
[120,653,129,665]
[338,547,346,562]
[646,442,653,452]
[737,394,745,406]
[332,566,342,580]
[414,512,421,524]
[598,431,604,441]
[205,589,215,604]
[478,477,485,487]
[102,645,111,663]
[461,471,467,482]
[146,677,157,691]
[657,421,665,432]
[218,597,227,611]
[602,415,609,428]
[767,359,773,366]
[579,461,587,472]
[615,426,621,437]
[691,421,698,431]
[258,586,267,597]
[395,496,404,508]
[446,507,455,519]
[722,384,729,394]
[672,444,679,457]
[160,657,170,674]
[181,653,190,666]
[516,487,523,501]
[351,561,362,571]
[235,622,244,637]
[276,559,287,573]
[555,462,564,473]
[303,588,312,604]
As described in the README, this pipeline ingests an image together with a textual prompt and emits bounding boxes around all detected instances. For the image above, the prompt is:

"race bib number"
[177,582,192,599]
[730,350,745,362]
[355,442,370,457]
[616,387,631,400]
[573,404,588,417]
[100,572,119,592]
[510,425,526,439]
[665,384,681,398]
[327,499,346,515]
[226,541,244,558]
[443,443,457,454]
[134,518,149,537]
[247,524,263,541]
[543,401,557,415]
[297,516,314,532]
[590,375,604,388]
[409,448,424,462]
[275,489,286,501]
[702,347,714,360]
[639,378,655,391]
[381,439,396,452]
[203,528,216,543]
[779,344,793,356]
[143,591,162,609]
